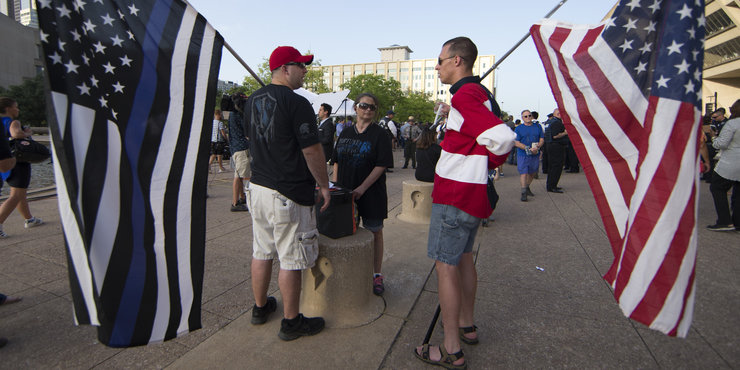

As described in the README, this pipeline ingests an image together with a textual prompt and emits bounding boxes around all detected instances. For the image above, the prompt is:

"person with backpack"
[0,97,44,238]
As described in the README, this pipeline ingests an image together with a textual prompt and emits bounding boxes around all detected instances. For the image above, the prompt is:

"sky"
[187,0,616,118]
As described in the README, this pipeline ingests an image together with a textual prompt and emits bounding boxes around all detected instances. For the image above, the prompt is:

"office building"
[1,0,36,27]
[0,9,42,88]
[703,0,740,113]
[313,45,496,103]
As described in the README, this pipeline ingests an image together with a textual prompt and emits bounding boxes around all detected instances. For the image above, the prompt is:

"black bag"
[315,185,358,239]
[10,138,51,163]
[487,173,499,211]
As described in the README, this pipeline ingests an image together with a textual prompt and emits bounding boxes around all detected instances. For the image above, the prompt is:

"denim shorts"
[517,153,539,174]
[427,203,480,266]
[362,217,384,233]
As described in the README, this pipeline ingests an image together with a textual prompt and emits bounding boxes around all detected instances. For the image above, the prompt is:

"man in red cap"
[241,46,331,341]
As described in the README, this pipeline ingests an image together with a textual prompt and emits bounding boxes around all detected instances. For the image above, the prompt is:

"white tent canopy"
[332,98,355,117]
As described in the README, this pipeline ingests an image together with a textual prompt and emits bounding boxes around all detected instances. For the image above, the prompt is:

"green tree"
[304,51,331,94]
[240,58,271,96]
[394,90,435,124]
[339,74,403,119]
[0,75,47,126]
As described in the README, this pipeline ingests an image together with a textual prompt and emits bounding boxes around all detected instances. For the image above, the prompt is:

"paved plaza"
[0,151,738,369]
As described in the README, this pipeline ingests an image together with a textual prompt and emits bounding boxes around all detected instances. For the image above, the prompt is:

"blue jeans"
[427,204,480,265]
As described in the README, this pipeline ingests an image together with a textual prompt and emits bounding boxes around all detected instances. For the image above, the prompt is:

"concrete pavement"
[0,152,738,369]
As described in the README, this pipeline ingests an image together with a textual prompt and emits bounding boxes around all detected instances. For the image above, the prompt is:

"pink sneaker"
[373,275,384,296]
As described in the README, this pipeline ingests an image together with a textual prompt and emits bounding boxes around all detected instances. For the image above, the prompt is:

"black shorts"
[6,162,31,189]
[211,141,226,155]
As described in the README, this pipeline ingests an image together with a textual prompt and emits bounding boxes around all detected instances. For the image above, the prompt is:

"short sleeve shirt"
[228,110,249,153]
[548,118,567,144]
[211,120,225,142]
[332,123,393,219]
[245,84,320,205]
[514,123,543,156]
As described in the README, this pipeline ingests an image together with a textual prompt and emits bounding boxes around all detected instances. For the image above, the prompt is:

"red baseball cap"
[269,46,314,71]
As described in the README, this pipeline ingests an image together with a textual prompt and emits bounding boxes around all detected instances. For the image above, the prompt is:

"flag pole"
[223,40,266,87]
[480,0,568,81]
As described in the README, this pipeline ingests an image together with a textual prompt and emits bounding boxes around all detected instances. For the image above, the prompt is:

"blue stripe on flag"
[113,0,174,345]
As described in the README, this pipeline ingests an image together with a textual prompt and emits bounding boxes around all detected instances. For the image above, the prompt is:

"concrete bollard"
[300,229,384,328]
[397,180,434,224]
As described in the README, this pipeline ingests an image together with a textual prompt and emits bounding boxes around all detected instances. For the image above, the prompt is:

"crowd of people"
[203,40,739,369]
[2,35,736,364]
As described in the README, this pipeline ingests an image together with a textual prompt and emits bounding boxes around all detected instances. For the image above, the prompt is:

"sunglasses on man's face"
[438,55,456,65]
[357,102,377,111]
[284,62,306,68]
[523,115,532,118]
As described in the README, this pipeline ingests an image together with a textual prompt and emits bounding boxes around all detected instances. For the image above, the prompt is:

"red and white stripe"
[531,19,699,337]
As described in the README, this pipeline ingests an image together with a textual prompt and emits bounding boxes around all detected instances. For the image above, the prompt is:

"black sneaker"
[278,314,325,341]
[521,193,527,202]
[251,296,277,325]
[231,203,248,212]
[526,187,535,196]
[707,224,735,231]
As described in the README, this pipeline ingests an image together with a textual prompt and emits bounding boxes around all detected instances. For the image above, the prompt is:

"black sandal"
[414,343,467,369]
[459,325,478,345]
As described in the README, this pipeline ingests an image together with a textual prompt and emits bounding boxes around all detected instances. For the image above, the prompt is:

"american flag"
[531,0,704,337]
[36,0,223,347]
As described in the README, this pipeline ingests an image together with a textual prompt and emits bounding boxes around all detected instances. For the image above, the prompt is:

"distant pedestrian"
[228,95,251,212]
[0,97,23,347]
[208,109,228,173]
[401,117,422,169]
[317,103,335,162]
[707,99,740,231]
[514,109,544,201]
[544,109,567,193]
[414,127,441,182]
[0,97,44,238]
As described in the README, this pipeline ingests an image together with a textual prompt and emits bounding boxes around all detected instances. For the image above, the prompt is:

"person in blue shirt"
[514,110,544,201]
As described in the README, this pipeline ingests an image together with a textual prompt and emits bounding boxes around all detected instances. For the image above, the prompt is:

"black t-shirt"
[415,143,441,182]
[549,117,567,144]
[332,123,393,219]
[244,84,320,205]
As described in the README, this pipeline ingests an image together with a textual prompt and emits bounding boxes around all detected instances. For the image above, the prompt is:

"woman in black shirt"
[332,93,393,296]
[414,127,441,182]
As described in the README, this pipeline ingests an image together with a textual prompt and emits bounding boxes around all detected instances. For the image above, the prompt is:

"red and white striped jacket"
[432,77,516,218]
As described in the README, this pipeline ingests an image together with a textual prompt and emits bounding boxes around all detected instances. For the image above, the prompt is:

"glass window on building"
[706,9,735,38]
[705,35,740,68]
